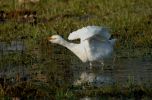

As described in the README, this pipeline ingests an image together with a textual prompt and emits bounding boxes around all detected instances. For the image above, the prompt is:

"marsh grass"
[0,0,152,99]
[0,0,151,49]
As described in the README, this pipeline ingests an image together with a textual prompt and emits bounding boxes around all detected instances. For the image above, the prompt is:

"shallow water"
[0,41,25,53]
[71,56,152,87]
[0,42,152,99]
[113,57,152,85]
[0,42,152,86]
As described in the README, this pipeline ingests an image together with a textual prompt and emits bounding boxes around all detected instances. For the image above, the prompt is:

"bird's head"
[48,35,63,44]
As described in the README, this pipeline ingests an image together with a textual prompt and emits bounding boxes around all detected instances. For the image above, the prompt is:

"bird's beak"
[48,36,55,41]
[48,37,52,41]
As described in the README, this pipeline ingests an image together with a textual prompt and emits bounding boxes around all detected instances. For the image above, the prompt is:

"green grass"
[0,0,152,99]
[0,0,152,48]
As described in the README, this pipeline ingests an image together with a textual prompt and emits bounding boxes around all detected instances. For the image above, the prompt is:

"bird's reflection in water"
[73,71,115,87]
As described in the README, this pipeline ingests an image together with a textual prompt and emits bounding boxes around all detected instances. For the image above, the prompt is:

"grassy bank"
[0,0,152,49]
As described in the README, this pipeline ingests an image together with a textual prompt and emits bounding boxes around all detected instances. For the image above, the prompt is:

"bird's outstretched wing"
[83,26,111,41]
[68,26,111,41]
[84,35,113,61]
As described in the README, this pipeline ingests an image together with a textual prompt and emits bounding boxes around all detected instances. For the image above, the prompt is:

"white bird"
[48,26,116,69]
[68,26,116,68]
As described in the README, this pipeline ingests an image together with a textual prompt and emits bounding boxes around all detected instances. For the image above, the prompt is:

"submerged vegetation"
[0,0,152,99]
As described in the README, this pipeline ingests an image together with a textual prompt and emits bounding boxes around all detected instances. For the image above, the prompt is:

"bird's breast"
[83,40,113,62]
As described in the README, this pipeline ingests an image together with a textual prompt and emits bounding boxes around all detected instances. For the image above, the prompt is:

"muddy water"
[0,41,152,100]
[71,56,152,87]
[113,57,152,85]
[0,41,152,86]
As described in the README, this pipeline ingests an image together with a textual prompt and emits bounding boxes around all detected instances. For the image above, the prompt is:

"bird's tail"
[109,39,117,46]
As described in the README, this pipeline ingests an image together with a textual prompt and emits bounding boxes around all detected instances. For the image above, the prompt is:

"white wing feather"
[83,36,113,61]
[68,26,111,41]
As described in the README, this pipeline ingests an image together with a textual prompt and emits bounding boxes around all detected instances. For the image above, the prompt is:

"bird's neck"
[58,39,88,62]
[62,40,80,51]
[58,39,75,47]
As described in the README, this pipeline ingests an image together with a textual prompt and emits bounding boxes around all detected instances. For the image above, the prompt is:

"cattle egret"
[48,26,116,69]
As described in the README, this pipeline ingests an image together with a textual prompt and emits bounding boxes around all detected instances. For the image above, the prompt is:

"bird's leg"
[100,60,104,70]
[89,62,92,69]
[112,55,116,69]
